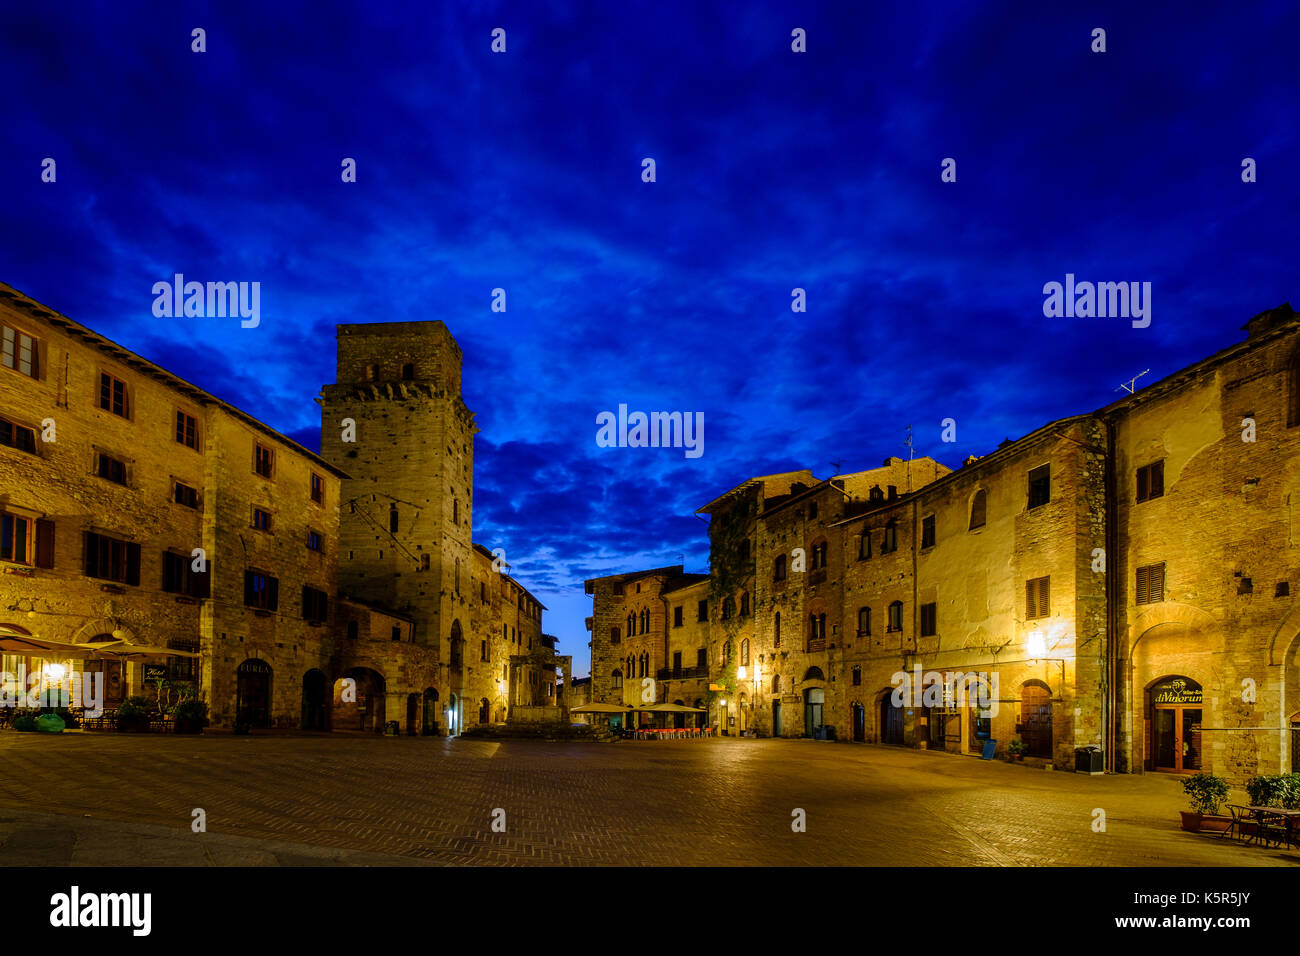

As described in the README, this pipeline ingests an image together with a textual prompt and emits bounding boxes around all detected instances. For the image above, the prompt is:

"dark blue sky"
[2,1,1297,674]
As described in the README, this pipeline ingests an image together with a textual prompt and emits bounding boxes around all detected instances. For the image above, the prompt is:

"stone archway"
[422,687,439,736]
[333,667,386,733]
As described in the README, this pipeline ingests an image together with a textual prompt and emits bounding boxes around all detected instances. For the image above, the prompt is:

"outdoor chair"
[1255,810,1289,848]
[1221,804,1252,841]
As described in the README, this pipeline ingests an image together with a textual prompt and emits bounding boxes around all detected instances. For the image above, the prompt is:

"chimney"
[1242,302,1297,339]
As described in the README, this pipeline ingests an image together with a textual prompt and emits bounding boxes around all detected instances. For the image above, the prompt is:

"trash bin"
[1075,746,1103,774]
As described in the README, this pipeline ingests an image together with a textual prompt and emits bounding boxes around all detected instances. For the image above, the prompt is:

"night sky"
[2,2,1297,675]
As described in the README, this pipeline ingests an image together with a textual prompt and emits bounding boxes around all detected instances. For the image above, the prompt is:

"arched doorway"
[422,688,439,735]
[1021,681,1053,758]
[301,669,328,730]
[333,668,386,733]
[406,693,419,735]
[236,659,272,729]
[803,688,824,736]
[448,693,460,736]
[772,700,783,737]
[84,633,125,709]
[478,697,490,723]
[738,693,749,733]
[880,692,903,745]
[1147,675,1202,772]
[852,702,866,742]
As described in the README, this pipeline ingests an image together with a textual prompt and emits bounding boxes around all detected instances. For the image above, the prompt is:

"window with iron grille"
[168,640,198,681]
[1026,575,1051,619]
[1136,461,1165,503]
[1136,563,1165,604]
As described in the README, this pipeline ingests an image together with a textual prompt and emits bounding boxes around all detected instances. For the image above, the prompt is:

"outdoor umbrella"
[85,641,200,660]
[0,635,114,659]
[570,702,632,714]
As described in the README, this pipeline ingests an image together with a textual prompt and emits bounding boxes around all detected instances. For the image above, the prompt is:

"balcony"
[656,666,709,682]
[806,638,826,653]
[808,568,827,587]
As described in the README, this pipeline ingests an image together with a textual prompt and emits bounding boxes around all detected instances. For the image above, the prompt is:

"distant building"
[588,303,1300,782]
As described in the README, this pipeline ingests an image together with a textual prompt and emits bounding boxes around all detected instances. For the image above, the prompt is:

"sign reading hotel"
[1151,677,1202,705]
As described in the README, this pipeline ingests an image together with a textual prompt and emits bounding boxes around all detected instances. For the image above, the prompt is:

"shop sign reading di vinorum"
[1151,677,1202,706]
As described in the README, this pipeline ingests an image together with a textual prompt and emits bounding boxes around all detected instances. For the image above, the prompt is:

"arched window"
[773,611,782,647]
[857,606,871,636]
[627,612,635,637]
[772,674,782,693]
[389,504,399,533]
[612,669,623,689]
[722,640,732,664]
[888,600,903,632]
[740,592,750,616]
[722,596,734,620]
[803,666,825,682]
[626,654,634,676]
[402,363,415,380]
[739,539,751,562]
[640,608,650,633]
[365,363,379,381]
[740,638,750,666]
[774,554,787,581]
[453,499,459,524]
[641,651,649,677]
[454,558,460,593]
[807,613,827,649]
[969,489,987,530]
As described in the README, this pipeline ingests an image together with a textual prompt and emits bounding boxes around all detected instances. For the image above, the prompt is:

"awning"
[0,635,115,658]
[85,641,200,660]
[570,702,632,714]
[641,702,706,713]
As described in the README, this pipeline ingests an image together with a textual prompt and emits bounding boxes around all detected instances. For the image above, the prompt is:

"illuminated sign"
[1151,677,1202,706]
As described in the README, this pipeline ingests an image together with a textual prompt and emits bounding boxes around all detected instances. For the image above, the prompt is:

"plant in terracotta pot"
[115,696,152,733]
[1181,772,1231,833]
[1006,738,1027,762]
[172,698,208,734]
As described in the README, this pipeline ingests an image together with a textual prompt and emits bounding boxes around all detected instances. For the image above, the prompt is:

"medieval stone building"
[588,303,1300,783]
[0,282,559,733]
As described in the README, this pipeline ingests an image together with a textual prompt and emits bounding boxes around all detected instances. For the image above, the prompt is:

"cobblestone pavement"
[0,733,1296,866]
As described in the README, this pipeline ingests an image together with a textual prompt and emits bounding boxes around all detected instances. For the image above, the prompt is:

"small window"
[174,482,199,509]
[858,532,871,560]
[389,505,399,533]
[920,602,937,636]
[1,512,33,565]
[307,529,323,552]
[161,551,207,597]
[402,363,415,380]
[392,626,402,642]
[347,621,358,639]
[1,324,39,378]
[697,648,706,668]
[1136,563,1165,604]
[420,554,430,571]
[857,606,871,637]
[1026,575,1051,619]
[302,586,329,622]
[254,443,274,479]
[740,638,750,666]
[480,639,488,660]
[610,626,621,645]
[921,514,936,549]
[739,539,751,562]
[1136,461,1164,503]
[175,411,199,450]
[697,599,707,622]
[773,612,781,647]
[365,363,380,381]
[808,501,818,520]
[244,570,278,610]
[96,453,127,485]
[887,601,903,632]
[740,592,750,616]
[882,522,898,554]
[1028,464,1051,509]
[99,373,129,418]
[852,666,861,686]
[673,606,683,628]
[773,554,787,581]
[453,499,459,524]
[969,489,987,530]
[0,417,37,454]
[252,508,273,533]
[310,472,324,505]
[85,531,141,585]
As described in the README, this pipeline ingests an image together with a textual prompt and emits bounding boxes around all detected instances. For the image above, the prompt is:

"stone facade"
[0,283,555,733]
[587,303,1300,782]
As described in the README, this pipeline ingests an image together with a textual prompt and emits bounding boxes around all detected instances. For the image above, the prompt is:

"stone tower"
[320,321,476,712]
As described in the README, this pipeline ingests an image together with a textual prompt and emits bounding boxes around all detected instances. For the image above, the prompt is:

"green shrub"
[173,699,208,725]
[116,699,145,721]
[1006,737,1027,754]
[1183,772,1230,815]
[12,716,36,732]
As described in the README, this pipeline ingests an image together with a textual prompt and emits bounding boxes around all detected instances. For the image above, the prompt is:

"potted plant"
[115,696,152,733]
[173,698,209,734]
[1006,738,1027,761]
[1181,772,1231,832]
[12,715,37,733]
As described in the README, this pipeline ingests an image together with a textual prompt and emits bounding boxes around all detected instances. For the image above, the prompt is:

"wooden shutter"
[1136,466,1148,502]
[1026,579,1037,618]
[126,542,141,585]
[302,585,311,619]
[1151,463,1164,499]
[34,518,54,568]
[84,532,97,577]
[1136,566,1149,604]
[1150,563,1164,602]
[244,570,255,606]
[1037,576,1050,617]
[196,558,211,599]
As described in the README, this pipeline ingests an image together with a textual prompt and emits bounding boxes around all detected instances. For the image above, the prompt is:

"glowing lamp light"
[110,628,126,641]
[1026,630,1047,659]
[736,666,747,680]
[42,663,66,680]
[718,699,727,708]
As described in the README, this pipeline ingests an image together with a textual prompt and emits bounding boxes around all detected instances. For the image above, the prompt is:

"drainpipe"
[1104,418,1119,772]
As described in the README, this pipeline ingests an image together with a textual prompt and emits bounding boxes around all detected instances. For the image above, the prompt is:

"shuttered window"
[1136,461,1164,502]
[1026,575,1051,619]
[920,602,937,636]
[244,569,279,610]
[85,532,140,585]
[1136,563,1165,604]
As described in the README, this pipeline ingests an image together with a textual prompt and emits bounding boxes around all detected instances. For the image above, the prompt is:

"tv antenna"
[829,459,842,476]
[1115,370,1150,395]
